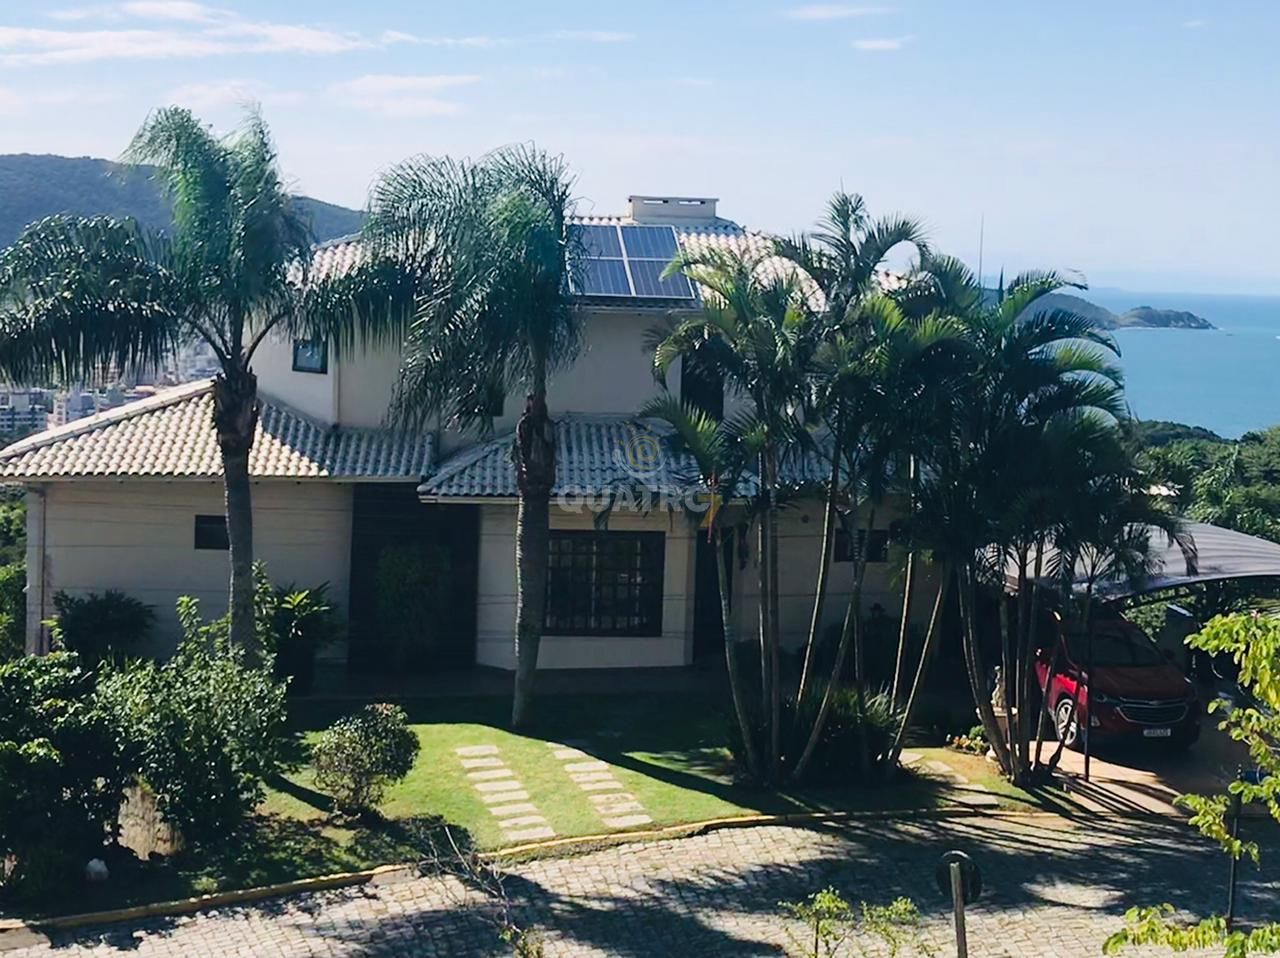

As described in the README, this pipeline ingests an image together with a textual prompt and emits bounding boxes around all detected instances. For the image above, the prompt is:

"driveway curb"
[0,803,1084,947]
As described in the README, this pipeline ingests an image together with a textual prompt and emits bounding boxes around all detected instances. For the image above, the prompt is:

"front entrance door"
[347,484,479,673]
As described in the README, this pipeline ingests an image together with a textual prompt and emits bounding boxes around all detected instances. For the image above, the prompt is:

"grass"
[2,691,1040,921]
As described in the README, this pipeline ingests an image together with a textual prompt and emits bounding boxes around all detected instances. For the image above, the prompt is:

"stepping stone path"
[548,742,653,830]
[921,756,1000,807]
[454,745,555,842]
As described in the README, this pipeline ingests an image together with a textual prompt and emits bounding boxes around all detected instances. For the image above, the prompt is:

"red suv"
[1036,616,1201,750]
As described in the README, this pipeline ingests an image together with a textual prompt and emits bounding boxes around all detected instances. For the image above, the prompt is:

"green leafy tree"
[312,702,420,815]
[0,108,337,653]
[310,147,581,728]
[1105,611,1280,956]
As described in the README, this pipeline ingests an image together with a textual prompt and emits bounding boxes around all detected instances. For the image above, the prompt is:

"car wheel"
[1054,698,1080,750]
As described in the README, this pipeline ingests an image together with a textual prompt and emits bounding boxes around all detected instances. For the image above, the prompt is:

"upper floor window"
[292,339,328,374]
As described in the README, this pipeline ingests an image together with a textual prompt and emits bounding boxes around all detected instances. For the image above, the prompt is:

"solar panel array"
[570,224,697,302]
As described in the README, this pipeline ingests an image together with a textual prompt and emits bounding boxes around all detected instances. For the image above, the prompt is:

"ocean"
[1085,288,1280,439]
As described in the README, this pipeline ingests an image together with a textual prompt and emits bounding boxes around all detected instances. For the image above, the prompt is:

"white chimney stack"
[627,195,719,224]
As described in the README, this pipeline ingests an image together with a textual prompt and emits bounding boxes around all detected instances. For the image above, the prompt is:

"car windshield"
[1063,621,1165,667]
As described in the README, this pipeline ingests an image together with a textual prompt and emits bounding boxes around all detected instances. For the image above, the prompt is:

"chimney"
[627,195,718,224]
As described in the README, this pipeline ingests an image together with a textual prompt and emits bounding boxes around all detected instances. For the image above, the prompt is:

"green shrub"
[0,561,24,662]
[0,652,129,896]
[97,596,289,844]
[312,703,420,815]
[780,688,905,785]
[48,589,155,669]
[253,566,338,695]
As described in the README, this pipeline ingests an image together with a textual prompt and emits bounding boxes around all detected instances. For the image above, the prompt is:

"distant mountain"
[0,154,364,248]
[1030,293,1215,331]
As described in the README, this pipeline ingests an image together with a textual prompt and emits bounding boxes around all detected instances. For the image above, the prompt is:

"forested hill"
[0,154,364,247]
[1032,293,1216,330]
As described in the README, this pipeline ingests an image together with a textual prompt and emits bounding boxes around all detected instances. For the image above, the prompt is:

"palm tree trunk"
[756,503,772,764]
[1000,580,1028,784]
[886,568,949,772]
[213,369,261,654]
[511,383,555,729]
[891,455,918,707]
[795,434,842,715]
[958,563,1014,776]
[1019,544,1045,772]
[766,448,782,781]
[716,525,759,780]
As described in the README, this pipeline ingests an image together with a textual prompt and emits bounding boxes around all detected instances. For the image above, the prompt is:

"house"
[0,195,936,673]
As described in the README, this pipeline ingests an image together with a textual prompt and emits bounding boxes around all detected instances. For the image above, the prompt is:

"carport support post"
[1084,622,1095,783]
[1226,774,1243,929]
[950,861,968,958]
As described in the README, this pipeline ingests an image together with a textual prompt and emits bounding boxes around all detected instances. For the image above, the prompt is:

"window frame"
[544,530,665,637]
[193,514,230,551]
[291,338,328,375]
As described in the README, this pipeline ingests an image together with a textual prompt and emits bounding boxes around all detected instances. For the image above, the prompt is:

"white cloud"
[8,4,370,65]
[380,29,634,47]
[1183,18,1207,28]
[852,35,911,51]
[166,79,305,110]
[0,85,23,113]
[787,5,891,20]
[329,74,481,118]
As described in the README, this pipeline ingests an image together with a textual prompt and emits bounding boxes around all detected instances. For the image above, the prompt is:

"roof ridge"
[0,379,215,461]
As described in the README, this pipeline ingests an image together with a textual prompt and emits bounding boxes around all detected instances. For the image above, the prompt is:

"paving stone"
[466,768,514,781]
[570,771,615,783]
[600,814,653,829]
[460,756,504,769]
[593,800,644,815]
[502,826,555,842]
[552,748,588,759]
[899,750,923,765]
[487,802,537,817]
[498,815,548,829]
[588,792,636,805]
[454,744,499,757]
[473,779,523,793]
[480,789,529,804]
[564,760,609,773]
[577,779,624,791]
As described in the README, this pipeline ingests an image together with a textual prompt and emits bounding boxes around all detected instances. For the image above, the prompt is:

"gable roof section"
[0,380,433,481]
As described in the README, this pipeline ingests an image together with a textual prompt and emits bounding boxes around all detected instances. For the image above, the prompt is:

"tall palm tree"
[641,395,765,780]
[774,192,928,716]
[655,248,816,781]
[312,146,581,728]
[0,108,315,651]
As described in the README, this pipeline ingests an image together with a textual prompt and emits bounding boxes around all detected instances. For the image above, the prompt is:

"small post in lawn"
[1226,765,1251,930]
[1084,623,1095,783]
[936,851,981,958]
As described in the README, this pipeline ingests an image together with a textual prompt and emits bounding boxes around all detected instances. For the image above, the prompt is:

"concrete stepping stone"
[578,780,624,791]
[899,750,923,765]
[489,802,537,817]
[461,756,504,769]
[594,800,643,814]
[553,747,588,759]
[570,770,615,782]
[467,768,514,781]
[504,826,555,842]
[481,789,529,804]
[588,792,636,806]
[499,815,548,829]
[601,814,652,829]
[564,760,609,773]
[455,745,499,757]
[475,779,524,793]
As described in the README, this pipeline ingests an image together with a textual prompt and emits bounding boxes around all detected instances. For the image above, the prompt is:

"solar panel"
[568,224,697,302]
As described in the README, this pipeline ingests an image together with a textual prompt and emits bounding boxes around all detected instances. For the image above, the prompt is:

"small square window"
[194,514,229,551]
[292,339,328,374]
[834,528,889,564]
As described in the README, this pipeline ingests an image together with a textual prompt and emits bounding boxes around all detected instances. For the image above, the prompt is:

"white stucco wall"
[251,332,338,423]
[729,499,940,652]
[475,502,696,670]
[27,480,354,657]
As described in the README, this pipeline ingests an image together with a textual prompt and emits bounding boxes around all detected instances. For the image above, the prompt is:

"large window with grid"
[544,531,665,636]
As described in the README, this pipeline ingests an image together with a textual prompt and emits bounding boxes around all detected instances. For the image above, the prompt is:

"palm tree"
[773,192,928,716]
[655,248,816,781]
[641,395,764,780]
[0,108,314,651]
[312,146,581,728]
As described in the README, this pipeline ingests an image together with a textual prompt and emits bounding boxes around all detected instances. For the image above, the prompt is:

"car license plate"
[1143,728,1172,738]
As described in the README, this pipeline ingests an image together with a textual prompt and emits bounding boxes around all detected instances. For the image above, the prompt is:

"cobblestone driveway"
[8,814,1279,956]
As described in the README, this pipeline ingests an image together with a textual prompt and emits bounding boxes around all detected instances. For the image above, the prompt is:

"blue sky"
[0,1,1276,294]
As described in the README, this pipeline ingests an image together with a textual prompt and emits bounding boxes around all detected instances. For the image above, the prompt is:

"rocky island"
[1031,293,1216,330]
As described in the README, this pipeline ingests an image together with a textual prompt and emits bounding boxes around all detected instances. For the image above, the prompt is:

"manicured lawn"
[3,692,1039,920]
